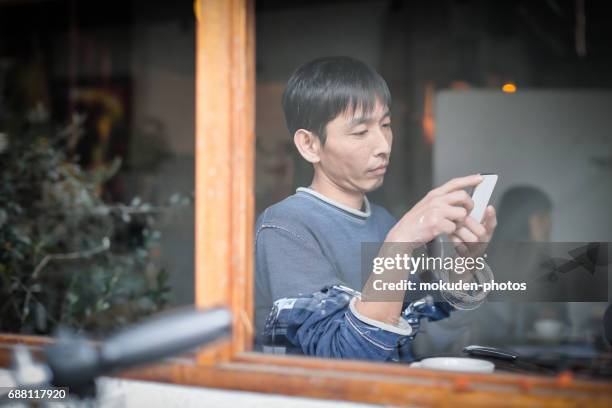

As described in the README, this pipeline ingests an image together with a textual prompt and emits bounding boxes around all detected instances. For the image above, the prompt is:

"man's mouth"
[368,164,388,176]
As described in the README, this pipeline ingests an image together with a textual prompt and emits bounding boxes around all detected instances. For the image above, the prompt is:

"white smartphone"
[469,173,498,223]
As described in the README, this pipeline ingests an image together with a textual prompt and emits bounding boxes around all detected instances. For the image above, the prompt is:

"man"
[255,56,497,361]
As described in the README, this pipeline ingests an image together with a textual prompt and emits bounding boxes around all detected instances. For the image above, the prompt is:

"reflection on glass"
[254,1,612,378]
[0,0,195,337]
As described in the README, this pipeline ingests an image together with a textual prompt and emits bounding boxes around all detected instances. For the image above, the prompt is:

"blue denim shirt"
[261,285,453,362]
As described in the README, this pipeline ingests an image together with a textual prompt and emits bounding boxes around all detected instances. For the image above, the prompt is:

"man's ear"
[293,129,322,164]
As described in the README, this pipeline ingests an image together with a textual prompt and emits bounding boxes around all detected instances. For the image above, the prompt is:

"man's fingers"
[437,219,458,235]
[463,216,487,239]
[483,205,497,232]
[454,225,479,244]
[443,205,468,221]
[438,174,483,195]
[444,190,474,213]
[451,206,496,259]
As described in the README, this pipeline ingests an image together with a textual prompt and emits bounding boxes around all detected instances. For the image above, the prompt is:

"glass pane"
[254,0,611,379]
[0,0,195,337]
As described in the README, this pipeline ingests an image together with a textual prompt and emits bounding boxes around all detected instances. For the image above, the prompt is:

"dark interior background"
[254,0,612,217]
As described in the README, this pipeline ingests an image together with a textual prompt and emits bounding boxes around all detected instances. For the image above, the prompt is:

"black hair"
[282,56,391,144]
[494,185,553,241]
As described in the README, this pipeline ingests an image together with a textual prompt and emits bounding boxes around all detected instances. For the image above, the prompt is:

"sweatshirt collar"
[296,187,371,218]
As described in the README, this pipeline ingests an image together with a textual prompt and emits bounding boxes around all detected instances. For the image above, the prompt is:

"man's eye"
[382,122,392,128]
[351,130,368,136]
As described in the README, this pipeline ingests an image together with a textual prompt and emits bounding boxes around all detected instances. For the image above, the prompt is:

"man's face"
[316,99,392,193]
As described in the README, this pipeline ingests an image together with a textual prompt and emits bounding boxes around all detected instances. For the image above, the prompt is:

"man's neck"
[309,171,365,211]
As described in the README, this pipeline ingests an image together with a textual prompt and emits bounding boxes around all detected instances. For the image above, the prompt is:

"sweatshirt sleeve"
[255,225,345,302]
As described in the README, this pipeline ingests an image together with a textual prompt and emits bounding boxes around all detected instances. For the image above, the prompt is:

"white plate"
[410,357,494,374]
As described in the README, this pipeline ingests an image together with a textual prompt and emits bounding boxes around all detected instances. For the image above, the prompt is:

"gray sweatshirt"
[254,187,397,337]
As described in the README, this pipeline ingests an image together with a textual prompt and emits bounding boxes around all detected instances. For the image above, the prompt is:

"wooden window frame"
[1,1,611,405]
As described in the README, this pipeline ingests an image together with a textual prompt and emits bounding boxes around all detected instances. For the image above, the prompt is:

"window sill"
[2,336,611,407]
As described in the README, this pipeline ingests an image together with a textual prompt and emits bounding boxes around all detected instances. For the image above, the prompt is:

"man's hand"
[357,174,489,325]
[386,174,483,245]
[450,205,497,258]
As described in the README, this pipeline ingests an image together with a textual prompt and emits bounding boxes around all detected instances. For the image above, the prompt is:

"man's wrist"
[382,234,423,256]
[354,298,404,327]
[350,298,412,336]
[384,229,426,251]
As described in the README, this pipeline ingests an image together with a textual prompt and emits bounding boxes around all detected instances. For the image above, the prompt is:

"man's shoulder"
[256,193,316,232]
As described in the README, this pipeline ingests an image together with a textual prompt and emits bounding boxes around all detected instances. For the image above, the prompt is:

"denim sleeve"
[401,295,454,336]
[263,286,414,362]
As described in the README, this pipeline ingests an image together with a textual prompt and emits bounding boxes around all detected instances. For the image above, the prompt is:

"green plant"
[0,114,179,336]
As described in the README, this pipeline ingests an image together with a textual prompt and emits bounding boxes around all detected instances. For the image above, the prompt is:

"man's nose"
[372,127,392,157]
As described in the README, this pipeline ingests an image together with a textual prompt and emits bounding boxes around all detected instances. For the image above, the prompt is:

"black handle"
[100,307,231,370]
[44,307,232,395]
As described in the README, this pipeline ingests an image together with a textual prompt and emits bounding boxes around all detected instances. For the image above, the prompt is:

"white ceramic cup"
[410,357,494,374]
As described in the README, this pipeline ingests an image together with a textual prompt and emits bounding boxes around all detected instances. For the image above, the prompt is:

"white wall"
[433,89,612,242]
[431,89,612,346]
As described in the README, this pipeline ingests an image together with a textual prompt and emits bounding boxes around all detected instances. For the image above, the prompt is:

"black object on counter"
[463,345,519,361]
